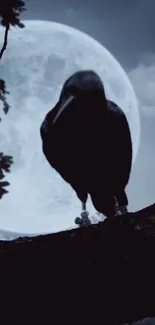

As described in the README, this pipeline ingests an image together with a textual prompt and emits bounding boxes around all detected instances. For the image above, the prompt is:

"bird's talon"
[75,217,83,225]
[75,212,91,227]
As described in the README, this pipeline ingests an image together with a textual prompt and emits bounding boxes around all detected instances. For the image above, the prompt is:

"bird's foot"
[75,210,91,227]
[81,210,92,226]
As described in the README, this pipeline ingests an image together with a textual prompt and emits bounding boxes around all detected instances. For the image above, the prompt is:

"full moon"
[0,20,140,239]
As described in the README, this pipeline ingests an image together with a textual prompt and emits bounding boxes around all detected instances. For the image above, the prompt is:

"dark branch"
[1,203,155,324]
[0,22,9,60]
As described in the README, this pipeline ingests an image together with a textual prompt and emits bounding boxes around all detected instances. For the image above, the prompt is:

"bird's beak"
[52,95,75,125]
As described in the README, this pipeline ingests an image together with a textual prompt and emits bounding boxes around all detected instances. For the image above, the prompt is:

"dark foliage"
[0,0,26,199]
[0,0,26,28]
[0,0,26,60]
[0,153,13,198]
[0,79,10,116]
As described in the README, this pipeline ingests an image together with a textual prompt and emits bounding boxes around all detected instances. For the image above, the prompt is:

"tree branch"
[1,203,155,324]
[0,23,9,61]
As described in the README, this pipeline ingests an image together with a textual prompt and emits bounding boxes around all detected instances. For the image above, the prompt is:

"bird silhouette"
[40,70,132,226]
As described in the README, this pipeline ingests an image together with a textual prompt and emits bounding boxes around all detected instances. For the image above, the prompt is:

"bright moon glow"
[0,20,140,240]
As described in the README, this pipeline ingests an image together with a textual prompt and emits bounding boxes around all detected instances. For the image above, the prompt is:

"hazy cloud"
[129,57,155,117]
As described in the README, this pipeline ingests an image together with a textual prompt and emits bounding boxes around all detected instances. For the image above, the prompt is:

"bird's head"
[53,70,108,125]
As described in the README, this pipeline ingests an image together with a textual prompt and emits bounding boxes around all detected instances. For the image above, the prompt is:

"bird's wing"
[107,100,133,189]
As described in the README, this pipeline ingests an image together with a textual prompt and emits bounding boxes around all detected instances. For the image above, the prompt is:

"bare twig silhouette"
[0,22,9,60]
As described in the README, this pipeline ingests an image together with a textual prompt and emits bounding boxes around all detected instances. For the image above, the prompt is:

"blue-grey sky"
[21,0,155,213]
[22,0,155,68]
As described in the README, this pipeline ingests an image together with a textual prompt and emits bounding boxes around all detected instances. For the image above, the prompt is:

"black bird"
[40,70,132,226]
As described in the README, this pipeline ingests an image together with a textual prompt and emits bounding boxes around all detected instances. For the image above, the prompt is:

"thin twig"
[0,23,10,61]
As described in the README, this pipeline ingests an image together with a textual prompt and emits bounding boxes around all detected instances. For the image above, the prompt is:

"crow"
[40,70,132,226]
